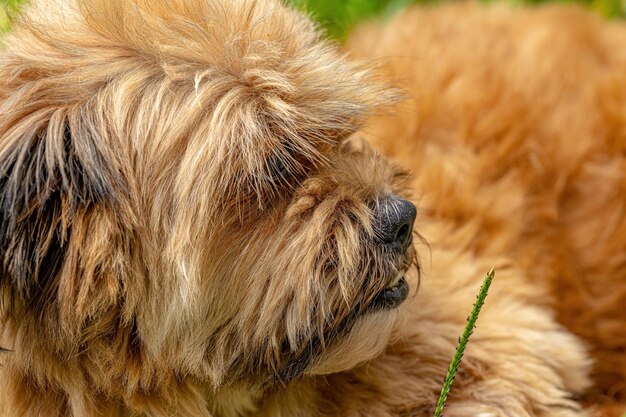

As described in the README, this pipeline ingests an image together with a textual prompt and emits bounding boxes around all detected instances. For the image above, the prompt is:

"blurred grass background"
[289,0,626,39]
[1,0,625,38]
[0,0,19,31]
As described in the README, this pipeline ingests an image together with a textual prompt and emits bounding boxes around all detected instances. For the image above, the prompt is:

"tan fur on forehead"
[10,0,397,180]
[18,0,395,237]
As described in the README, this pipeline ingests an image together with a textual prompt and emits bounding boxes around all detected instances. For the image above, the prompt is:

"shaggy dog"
[0,0,623,416]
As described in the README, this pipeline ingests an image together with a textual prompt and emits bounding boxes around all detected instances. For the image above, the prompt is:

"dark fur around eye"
[266,153,294,183]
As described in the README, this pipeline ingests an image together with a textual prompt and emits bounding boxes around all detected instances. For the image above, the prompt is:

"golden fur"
[349,3,626,410]
[0,0,622,416]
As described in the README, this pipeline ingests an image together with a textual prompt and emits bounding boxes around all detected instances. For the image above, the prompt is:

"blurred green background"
[1,0,625,38]
[289,0,625,39]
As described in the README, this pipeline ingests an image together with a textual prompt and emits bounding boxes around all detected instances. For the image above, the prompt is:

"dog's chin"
[302,268,411,376]
[304,283,410,378]
[304,309,402,376]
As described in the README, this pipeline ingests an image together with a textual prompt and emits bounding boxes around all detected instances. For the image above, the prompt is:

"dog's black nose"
[374,195,416,251]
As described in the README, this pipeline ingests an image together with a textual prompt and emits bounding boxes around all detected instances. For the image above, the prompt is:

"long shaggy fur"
[0,0,623,416]
[349,2,626,412]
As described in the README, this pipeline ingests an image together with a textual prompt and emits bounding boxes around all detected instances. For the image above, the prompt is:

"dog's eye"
[268,156,290,182]
[261,150,314,192]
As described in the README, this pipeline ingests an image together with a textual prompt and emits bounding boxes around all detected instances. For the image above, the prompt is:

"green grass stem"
[433,268,495,417]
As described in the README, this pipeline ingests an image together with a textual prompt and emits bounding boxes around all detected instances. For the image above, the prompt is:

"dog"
[0,0,622,416]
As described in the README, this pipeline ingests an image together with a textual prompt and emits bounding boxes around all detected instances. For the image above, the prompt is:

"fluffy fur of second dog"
[0,0,623,416]
[349,3,626,408]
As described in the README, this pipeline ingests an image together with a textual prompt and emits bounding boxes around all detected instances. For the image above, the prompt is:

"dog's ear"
[0,107,123,319]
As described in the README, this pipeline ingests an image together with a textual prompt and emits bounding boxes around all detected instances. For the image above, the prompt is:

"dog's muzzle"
[370,195,416,309]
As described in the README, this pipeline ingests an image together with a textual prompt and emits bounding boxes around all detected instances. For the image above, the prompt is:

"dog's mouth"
[370,269,409,310]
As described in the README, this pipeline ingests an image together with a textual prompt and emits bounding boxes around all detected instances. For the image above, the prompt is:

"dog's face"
[0,0,418,398]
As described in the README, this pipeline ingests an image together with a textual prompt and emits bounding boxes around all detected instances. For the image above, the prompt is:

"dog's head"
[0,0,418,404]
